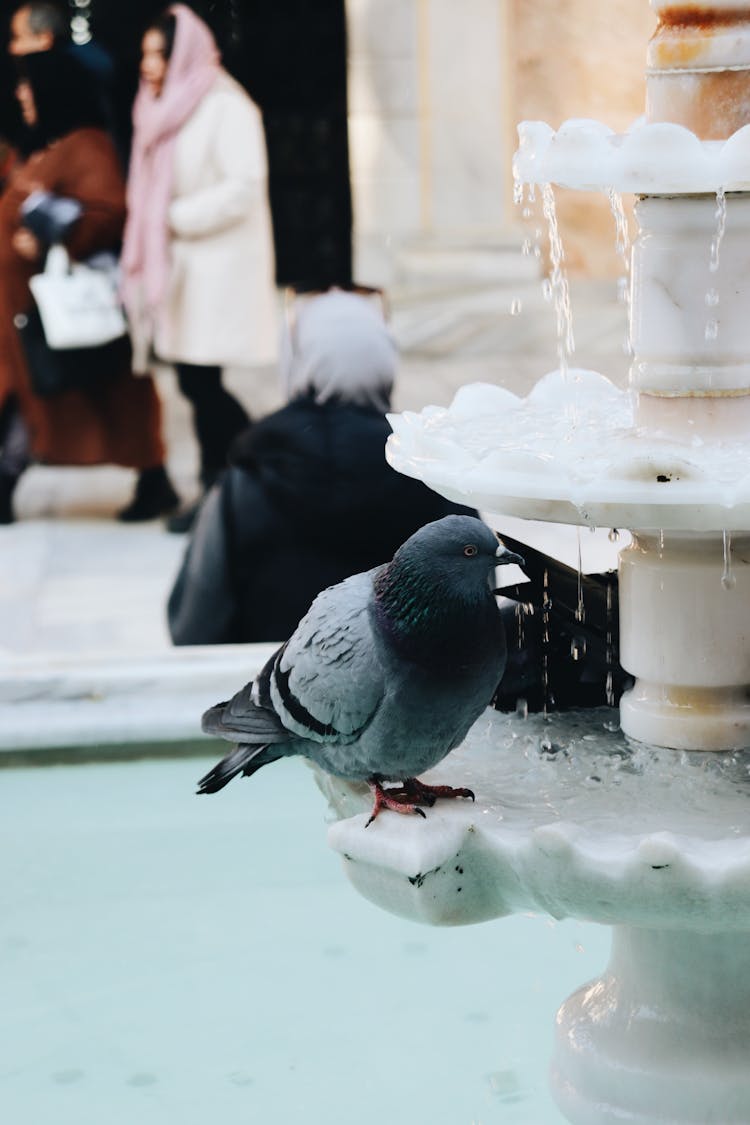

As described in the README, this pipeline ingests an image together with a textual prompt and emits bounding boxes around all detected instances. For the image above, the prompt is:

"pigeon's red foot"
[365,777,475,827]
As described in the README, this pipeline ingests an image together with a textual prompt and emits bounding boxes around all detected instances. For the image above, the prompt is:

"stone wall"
[511,0,656,276]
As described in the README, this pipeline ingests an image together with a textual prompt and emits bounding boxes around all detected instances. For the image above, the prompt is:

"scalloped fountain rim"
[386,370,750,530]
[513,118,750,193]
[323,708,750,931]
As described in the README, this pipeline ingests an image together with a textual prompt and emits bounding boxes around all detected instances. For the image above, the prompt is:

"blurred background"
[0,0,654,285]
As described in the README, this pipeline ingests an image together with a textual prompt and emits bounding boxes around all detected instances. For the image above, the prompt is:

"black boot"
[0,473,18,525]
[117,465,179,522]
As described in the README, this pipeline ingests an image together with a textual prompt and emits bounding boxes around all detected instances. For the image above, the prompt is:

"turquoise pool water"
[1,755,609,1124]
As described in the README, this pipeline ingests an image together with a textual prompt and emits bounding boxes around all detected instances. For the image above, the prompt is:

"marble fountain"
[319,3,750,1122]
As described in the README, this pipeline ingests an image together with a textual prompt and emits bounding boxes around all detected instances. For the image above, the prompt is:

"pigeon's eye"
[463,544,478,557]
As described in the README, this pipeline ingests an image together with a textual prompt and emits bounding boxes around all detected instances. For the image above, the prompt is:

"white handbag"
[28,244,127,350]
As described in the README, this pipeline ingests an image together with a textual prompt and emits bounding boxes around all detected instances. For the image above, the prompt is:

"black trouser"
[0,397,30,481]
[175,363,250,487]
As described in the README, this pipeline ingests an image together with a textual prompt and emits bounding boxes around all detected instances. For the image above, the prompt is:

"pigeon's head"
[394,515,524,596]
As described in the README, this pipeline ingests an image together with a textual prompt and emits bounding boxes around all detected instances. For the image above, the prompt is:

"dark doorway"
[0,0,352,287]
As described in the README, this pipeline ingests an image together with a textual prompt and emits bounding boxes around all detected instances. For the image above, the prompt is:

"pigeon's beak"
[496,544,525,568]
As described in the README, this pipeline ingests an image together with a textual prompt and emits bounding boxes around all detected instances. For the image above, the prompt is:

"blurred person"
[167,287,478,645]
[7,2,118,162]
[8,1,66,56]
[9,1,115,81]
[0,48,178,524]
[122,4,277,535]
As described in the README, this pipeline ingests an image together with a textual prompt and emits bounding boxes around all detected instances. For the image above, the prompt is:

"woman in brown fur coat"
[0,49,178,523]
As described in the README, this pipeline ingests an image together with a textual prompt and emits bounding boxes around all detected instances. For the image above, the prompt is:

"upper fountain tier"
[515,0,750,194]
[386,370,750,532]
[513,117,750,194]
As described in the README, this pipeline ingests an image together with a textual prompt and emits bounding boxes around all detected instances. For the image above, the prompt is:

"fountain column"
[553,926,750,1124]
[616,2,750,750]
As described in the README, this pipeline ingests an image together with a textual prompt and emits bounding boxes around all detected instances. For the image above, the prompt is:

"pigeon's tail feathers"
[197,743,280,794]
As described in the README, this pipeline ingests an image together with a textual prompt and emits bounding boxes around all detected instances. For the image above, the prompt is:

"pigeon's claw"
[365,777,475,826]
[399,777,476,806]
[365,779,428,827]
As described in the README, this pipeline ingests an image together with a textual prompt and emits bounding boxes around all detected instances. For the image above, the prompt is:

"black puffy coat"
[168,396,477,644]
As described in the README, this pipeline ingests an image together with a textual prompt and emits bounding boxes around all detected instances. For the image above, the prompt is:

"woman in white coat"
[122,4,277,531]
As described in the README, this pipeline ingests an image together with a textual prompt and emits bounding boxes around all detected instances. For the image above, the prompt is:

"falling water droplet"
[515,601,525,651]
[705,288,720,307]
[608,528,620,542]
[575,527,585,623]
[607,188,631,263]
[541,183,575,375]
[510,298,522,316]
[522,207,532,220]
[542,278,553,302]
[605,582,616,707]
[709,188,727,273]
[616,276,629,304]
[522,238,532,256]
[515,698,529,719]
[570,637,587,661]
[542,568,551,716]
[705,319,719,342]
[513,178,524,206]
[722,529,736,590]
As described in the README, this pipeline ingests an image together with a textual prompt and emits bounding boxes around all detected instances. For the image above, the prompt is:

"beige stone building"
[347,0,656,280]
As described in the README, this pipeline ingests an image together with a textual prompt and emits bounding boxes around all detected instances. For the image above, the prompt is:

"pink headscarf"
[121,4,220,317]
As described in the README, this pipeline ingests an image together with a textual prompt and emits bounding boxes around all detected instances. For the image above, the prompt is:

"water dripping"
[515,601,526,651]
[541,183,575,377]
[513,177,524,207]
[705,288,720,308]
[608,189,632,358]
[515,697,529,720]
[605,580,616,708]
[510,298,523,317]
[608,528,620,543]
[607,188,631,267]
[709,188,727,273]
[722,530,736,590]
[542,568,551,716]
[659,529,665,555]
[705,319,719,343]
[522,238,532,256]
[570,637,587,661]
[575,527,585,623]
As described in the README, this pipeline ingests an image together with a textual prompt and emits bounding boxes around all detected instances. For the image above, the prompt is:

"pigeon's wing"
[268,569,385,744]
[201,643,293,744]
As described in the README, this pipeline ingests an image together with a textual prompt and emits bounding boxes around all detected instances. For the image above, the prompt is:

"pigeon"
[198,514,524,824]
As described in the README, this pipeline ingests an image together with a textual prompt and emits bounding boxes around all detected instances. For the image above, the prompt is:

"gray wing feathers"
[271,570,384,741]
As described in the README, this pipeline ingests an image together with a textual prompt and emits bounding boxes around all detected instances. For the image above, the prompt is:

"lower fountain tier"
[322,709,750,1123]
[321,709,750,930]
